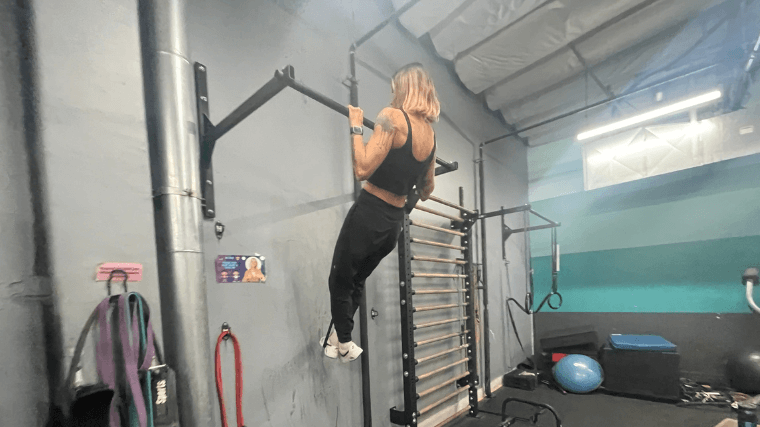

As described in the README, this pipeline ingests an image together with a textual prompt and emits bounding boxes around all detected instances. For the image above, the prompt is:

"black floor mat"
[448,385,735,427]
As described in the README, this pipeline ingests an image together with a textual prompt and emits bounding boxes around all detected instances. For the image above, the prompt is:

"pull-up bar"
[195,64,459,218]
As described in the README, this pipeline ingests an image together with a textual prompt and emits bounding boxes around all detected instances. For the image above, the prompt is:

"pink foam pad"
[96,263,143,282]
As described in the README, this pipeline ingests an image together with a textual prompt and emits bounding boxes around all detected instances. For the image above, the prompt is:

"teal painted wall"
[528,153,760,313]
[533,235,760,312]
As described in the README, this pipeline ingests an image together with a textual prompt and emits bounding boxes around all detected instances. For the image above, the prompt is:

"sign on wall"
[215,255,267,283]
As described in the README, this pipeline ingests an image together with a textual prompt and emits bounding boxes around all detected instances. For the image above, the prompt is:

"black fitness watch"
[350,126,363,135]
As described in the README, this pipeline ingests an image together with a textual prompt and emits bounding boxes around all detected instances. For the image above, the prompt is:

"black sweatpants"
[329,190,404,343]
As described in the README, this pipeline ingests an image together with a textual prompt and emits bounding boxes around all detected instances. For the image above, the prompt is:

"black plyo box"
[600,345,681,401]
[540,325,598,351]
[503,369,539,391]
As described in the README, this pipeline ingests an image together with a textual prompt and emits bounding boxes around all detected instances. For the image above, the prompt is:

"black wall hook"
[106,269,129,295]
[221,322,231,340]
[215,221,225,239]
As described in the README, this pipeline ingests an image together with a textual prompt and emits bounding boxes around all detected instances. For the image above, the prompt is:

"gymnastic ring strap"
[547,292,563,310]
[534,291,563,313]
[215,329,245,427]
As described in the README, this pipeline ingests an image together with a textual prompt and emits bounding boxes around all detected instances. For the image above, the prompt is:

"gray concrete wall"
[28,0,165,414]
[0,2,50,425]
[187,1,530,426]
[480,140,532,380]
[0,0,529,425]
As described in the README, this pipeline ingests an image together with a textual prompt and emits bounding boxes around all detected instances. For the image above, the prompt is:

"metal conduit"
[138,1,213,425]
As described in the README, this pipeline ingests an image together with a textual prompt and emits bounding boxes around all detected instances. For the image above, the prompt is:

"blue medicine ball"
[552,354,603,393]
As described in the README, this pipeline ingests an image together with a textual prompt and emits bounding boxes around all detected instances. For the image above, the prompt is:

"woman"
[321,63,439,362]
[242,257,265,283]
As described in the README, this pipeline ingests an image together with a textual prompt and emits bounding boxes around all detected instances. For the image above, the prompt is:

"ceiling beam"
[492,17,694,112]
[427,0,479,38]
[483,63,722,147]
[354,0,422,48]
[569,43,615,99]
[454,0,554,61]
[474,0,663,96]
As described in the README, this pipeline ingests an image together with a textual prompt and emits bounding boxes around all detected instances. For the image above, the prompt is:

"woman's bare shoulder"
[376,107,407,134]
[378,107,404,122]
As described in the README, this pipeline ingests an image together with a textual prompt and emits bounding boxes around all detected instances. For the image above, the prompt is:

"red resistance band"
[215,329,245,427]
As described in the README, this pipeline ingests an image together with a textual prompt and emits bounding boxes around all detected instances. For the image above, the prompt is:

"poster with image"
[215,254,267,283]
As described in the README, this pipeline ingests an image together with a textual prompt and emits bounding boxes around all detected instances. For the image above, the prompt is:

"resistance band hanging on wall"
[64,270,180,427]
[215,323,246,427]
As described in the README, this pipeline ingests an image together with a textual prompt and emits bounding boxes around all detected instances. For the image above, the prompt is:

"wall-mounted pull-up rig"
[193,64,459,219]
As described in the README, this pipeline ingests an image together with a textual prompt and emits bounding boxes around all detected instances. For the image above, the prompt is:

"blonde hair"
[390,63,440,123]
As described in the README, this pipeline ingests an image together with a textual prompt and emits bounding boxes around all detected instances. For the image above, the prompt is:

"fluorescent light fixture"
[577,90,722,141]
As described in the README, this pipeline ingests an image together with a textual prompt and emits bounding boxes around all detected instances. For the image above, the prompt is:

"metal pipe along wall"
[350,45,373,427]
[138,1,214,426]
[478,145,492,396]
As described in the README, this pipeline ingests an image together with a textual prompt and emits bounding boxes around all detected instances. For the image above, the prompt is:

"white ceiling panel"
[388,0,752,142]
[485,0,721,111]
[485,50,583,110]
[500,73,608,128]
[392,0,469,38]
[455,0,652,93]
[575,0,723,68]
[498,0,732,126]
[453,0,570,93]
[429,0,548,60]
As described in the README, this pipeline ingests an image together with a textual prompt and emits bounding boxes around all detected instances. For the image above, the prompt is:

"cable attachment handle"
[106,269,129,296]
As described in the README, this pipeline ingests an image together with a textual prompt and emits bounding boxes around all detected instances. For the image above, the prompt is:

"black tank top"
[367,109,436,196]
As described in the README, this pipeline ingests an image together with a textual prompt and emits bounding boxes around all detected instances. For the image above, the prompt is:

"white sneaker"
[338,341,363,363]
[319,330,340,359]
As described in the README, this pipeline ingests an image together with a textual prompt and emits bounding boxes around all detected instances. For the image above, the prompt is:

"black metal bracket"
[496,206,560,257]
[391,214,418,425]
[460,213,479,418]
[389,407,412,426]
[194,62,461,219]
[195,63,215,219]
[435,160,458,176]
[456,374,478,388]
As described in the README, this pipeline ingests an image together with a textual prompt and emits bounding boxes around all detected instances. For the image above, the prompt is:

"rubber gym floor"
[449,384,734,427]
